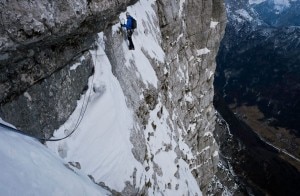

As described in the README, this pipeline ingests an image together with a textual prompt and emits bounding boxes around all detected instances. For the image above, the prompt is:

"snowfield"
[0,124,108,196]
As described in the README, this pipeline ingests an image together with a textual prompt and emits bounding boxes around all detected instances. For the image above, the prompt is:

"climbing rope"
[0,50,99,142]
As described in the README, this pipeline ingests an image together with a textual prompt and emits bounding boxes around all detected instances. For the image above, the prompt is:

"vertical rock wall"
[156,0,226,191]
[104,0,226,193]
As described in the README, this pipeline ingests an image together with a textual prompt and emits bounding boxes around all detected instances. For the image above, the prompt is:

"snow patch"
[273,0,291,13]
[188,123,197,133]
[185,91,194,102]
[179,0,186,17]
[177,67,185,80]
[197,48,210,56]
[249,0,266,4]
[189,55,195,61]
[235,9,253,21]
[210,21,219,29]
[204,131,213,137]
[213,151,219,157]
[70,56,86,71]
[206,69,214,80]
[24,92,32,101]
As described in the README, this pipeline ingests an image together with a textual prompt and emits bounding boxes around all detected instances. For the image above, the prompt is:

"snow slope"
[48,32,144,191]
[0,123,108,196]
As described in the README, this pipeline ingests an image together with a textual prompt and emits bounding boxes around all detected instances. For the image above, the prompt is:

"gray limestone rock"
[155,0,226,192]
[103,0,226,193]
[0,51,93,138]
[0,0,139,137]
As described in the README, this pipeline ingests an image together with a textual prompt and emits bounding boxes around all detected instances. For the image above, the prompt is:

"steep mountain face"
[105,0,226,193]
[0,0,226,195]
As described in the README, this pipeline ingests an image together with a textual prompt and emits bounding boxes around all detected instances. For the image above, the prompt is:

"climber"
[121,12,136,50]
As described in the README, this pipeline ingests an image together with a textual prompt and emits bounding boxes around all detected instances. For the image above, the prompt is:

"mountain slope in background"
[250,0,300,26]
[216,0,300,158]
[215,0,300,194]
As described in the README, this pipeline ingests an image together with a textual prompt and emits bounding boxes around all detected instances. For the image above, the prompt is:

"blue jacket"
[123,16,133,30]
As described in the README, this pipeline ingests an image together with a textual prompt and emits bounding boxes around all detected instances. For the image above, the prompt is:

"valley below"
[229,103,300,171]
[214,93,300,196]
[214,1,300,194]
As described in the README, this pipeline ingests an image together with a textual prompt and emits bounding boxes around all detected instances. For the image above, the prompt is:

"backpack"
[131,17,137,29]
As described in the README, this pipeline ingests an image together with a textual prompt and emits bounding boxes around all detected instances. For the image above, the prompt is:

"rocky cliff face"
[0,0,226,194]
[0,0,138,137]
[155,0,226,191]
[104,0,226,193]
